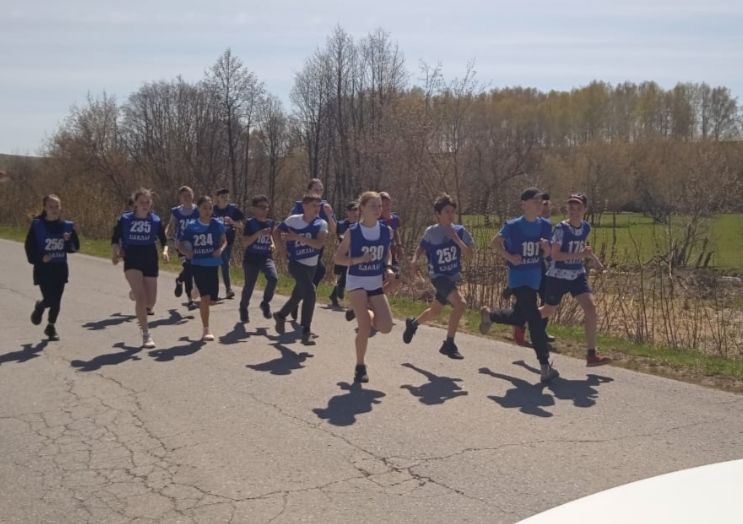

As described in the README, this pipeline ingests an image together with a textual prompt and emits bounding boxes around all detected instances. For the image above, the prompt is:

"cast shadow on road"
[512,360,614,408]
[479,367,556,418]
[0,340,50,366]
[70,342,142,371]
[246,342,313,375]
[400,362,469,405]
[79,309,192,332]
[148,336,204,362]
[81,312,136,331]
[148,309,194,328]
[312,382,386,426]
[220,324,271,345]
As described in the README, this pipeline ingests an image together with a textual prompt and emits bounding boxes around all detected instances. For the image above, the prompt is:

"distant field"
[463,212,743,271]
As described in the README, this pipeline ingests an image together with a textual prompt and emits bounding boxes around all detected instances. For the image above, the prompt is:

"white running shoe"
[142,332,156,349]
[202,330,215,342]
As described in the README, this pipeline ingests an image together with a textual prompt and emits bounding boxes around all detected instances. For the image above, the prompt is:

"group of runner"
[25,181,610,384]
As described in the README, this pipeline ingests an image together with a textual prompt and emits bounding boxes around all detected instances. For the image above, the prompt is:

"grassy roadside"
[3,224,742,394]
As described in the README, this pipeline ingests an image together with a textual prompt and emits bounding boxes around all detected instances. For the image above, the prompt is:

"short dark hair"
[215,188,230,196]
[346,201,359,211]
[433,193,457,214]
[541,192,550,201]
[307,178,323,191]
[520,187,545,201]
[196,195,212,207]
[177,185,193,196]
[302,194,321,204]
[379,191,391,202]
[251,195,269,207]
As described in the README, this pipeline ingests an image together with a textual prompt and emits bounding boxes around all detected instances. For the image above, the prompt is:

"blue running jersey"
[32,219,74,264]
[347,223,391,277]
[182,219,226,267]
[120,212,161,247]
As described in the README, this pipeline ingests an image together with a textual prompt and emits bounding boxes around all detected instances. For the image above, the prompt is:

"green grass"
[462,212,743,271]
[3,224,742,392]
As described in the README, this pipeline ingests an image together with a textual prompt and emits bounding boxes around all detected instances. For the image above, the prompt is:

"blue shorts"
[432,276,458,305]
[544,274,591,306]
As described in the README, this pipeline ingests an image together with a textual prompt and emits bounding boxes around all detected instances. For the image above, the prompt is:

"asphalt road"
[1,238,742,523]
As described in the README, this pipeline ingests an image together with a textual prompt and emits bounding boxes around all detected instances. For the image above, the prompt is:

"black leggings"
[313,259,326,286]
[39,281,65,324]
[279,261,317,332]
[178,259,194,298]
[490,286,550,365]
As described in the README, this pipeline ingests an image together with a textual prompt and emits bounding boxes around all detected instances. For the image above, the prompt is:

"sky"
[1,0,742,154]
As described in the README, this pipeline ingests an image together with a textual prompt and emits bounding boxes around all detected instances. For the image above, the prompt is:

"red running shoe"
[586,352,611,366]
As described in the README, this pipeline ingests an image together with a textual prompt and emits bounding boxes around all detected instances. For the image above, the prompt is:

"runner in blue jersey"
[402,194,475,359]
[329,201,359,308]
[290,178,336,295]
[111,188,169,349]
[479,187,558,383]
[540,193,610,367]
[239,195,278,323]
[333,192,395,383]
[165,186,199,310]
[511,193,555,346]
[273,194,328,346]
[25,194,80,341]
[213,188,245,300]
[178,196,227,342]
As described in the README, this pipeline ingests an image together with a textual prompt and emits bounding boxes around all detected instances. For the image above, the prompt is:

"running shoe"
[225,289,235,299]
[31,301,43,325]
[146,307,154,316]
[142,332,156,349]
[540,362,560,383]
[546,332,556,343]
[44,324,59,341]
[260,301,272,319]
[586,352,611,367]
[239,308,249,323]
[290,307,299,321]
[174,278,183,298]
[402,318,418,344]
[273,312,286,334]
[301,332,316,346]
[354,364,369,383]
[345,309,356,322]
[202,330,215,342]
[187,301,198,311]
[479,307,492,334]
[439,340,464,359]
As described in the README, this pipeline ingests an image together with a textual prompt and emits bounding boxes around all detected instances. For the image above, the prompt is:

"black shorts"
[432,276,458,305]
[543,274,591,306]
[123,245,159,277]
[192,264,219,299]
[333,264,346,275]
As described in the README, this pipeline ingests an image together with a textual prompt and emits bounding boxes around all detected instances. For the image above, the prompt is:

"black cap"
[520,187,545,201]
[567,193,588,205]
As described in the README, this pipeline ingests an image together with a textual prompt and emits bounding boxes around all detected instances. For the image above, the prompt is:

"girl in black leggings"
[25,194,80,341]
